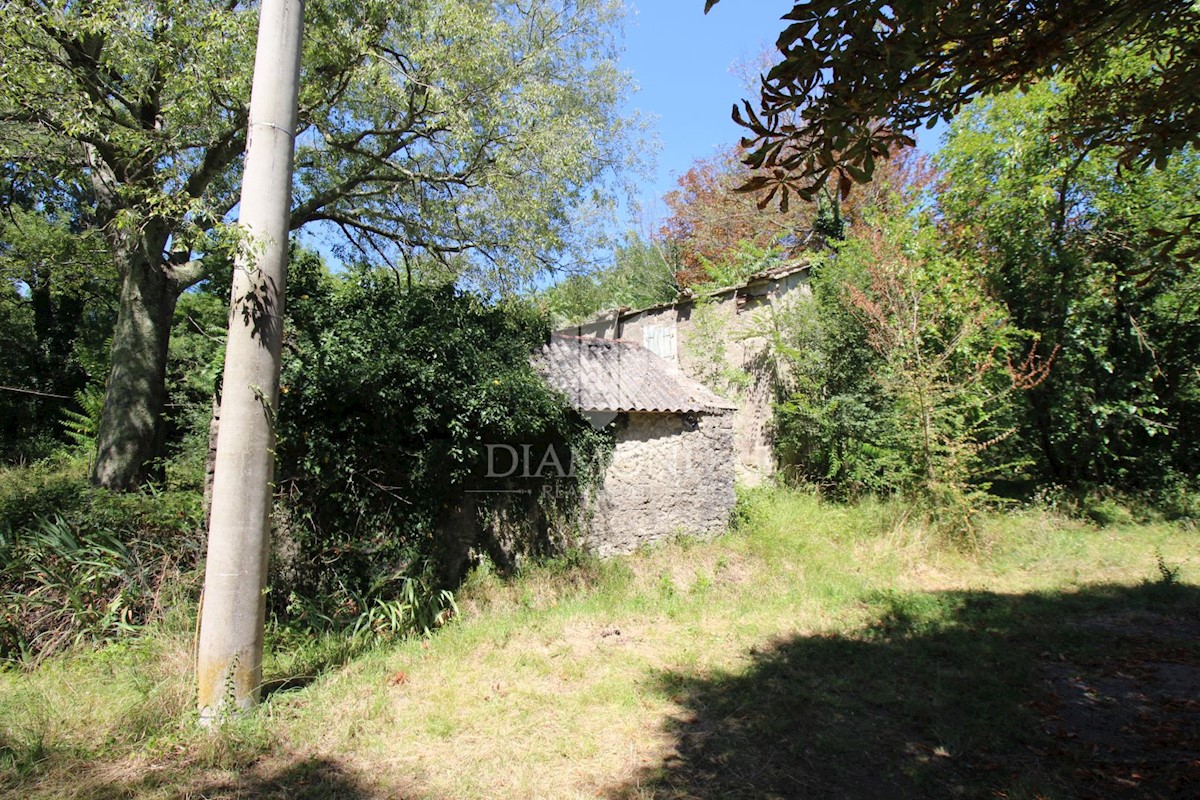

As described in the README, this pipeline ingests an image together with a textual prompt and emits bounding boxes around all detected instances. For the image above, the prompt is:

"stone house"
[539,334,738,555]
[557,260,810,483]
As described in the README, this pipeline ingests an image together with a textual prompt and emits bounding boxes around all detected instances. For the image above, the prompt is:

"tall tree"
[704,0,1200,205]
[541,231,679,323]
[937,81,1200,488]
[0,138,115,457]
[0,207,114,457]
[0,0,637,489]
[659,143,929,284]
[660,147,814,283]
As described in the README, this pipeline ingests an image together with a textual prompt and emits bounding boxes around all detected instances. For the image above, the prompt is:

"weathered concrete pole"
[197,0,305,723]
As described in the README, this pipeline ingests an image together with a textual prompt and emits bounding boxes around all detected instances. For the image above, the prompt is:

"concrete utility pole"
[196,0,305,723]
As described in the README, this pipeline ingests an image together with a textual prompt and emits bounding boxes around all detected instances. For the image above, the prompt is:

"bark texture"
[91,241,178,490]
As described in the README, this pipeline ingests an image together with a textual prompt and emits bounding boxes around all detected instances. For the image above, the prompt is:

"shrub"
[0,462,203,664]
[770,202,1052,533]
[273,269,607,626]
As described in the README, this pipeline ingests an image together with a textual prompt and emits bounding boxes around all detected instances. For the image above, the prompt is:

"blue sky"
[619,2,945,228]
[619,1,794,225]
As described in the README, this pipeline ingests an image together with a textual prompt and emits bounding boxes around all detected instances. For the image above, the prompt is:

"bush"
[273,269,607,627]
[771,202,1039,534]
[0,461,203,664]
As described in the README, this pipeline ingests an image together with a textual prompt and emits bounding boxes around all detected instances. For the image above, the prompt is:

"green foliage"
[771,234,900,496]
[345,574,458,642]
[682,296,751,397]
[771,201,1037,531]
[279,568,458,644]
[937,80,1200,492]
[543,232,680,325]
[1,0,643,486]
[274,267,606,623]
[161,282,229,488]
[0,286,46,459]
[768,74,1200,524]
[58,382,104,453]
[690,239,782,294]
[706,0,1200,207]
[770,273,886,494]
[0,462,203,664]
[0,207,116,462]
[1154,551,1181,586]
[0,515,139,662]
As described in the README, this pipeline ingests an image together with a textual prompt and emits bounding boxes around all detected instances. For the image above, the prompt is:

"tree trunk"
[90,246,177,490]
[202,393,221,528]
[197,0,305,723]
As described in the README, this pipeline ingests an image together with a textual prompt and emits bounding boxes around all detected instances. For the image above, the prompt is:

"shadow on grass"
[609,582,1200,800]
[8,751,416,800]
[174,755,390,800]
[260,627,383,701]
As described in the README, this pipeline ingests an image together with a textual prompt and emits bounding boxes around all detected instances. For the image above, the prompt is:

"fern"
[60,382,105,451]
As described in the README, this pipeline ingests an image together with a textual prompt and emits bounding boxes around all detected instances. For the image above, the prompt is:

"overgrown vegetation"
[766,79,1200,529]
[0,0,642,489]
[0,205,115,463]
[542,233,680,325]
[771,199,1054,532]
[0,459,202,663]
[1,489,1195,799]
[0,247,608,662]
[937,80,1200,494]
[0,7,1198,792]
[274,262,609,625]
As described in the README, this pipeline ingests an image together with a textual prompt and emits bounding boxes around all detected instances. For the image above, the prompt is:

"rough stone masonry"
[585,410,736,555]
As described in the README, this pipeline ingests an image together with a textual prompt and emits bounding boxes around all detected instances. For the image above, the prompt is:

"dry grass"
[2,489,1197,799]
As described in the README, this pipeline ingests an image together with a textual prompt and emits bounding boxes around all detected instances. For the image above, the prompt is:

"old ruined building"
[445,262,807,564]
[539,334,738,555]
[557,260,810,486]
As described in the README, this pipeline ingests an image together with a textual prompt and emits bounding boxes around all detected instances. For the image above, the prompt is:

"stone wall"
[585,410,736,555]
[608,269,811,484]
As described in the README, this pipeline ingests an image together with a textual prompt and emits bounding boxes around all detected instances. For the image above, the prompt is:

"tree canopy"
[937,81,1200,489]
[0,0,639,487]
[771,75,1200,512]
[704,0,1200,205]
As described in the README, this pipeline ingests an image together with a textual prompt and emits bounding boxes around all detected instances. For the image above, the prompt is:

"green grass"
[1,488,1197,799]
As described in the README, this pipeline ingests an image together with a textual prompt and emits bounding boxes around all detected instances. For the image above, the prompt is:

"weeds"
[1154,551,1181,586]
[346,574,457,642]
[58,383,104,455]
[0,488,1195,800]
[0,462,203,666]
[0,513,197,665]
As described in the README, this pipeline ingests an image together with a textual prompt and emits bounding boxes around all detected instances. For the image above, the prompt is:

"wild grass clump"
[455,546,632,618]
[1026,480,1200,530]
[0,460,203,666]
[0,628,191,776]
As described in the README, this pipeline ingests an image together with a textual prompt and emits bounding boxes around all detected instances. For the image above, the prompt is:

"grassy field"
[1,490,1197,799]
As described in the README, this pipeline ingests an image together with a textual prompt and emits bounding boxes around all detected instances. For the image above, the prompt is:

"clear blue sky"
[619,1,793,226]
[619,2,945,229]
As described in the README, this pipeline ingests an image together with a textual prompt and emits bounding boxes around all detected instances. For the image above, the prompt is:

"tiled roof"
[556,259,810,326]
[539,335,737,414]
[746,259,810,283]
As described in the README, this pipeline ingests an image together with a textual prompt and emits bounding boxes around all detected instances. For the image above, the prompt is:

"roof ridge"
[549,332,642,346]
